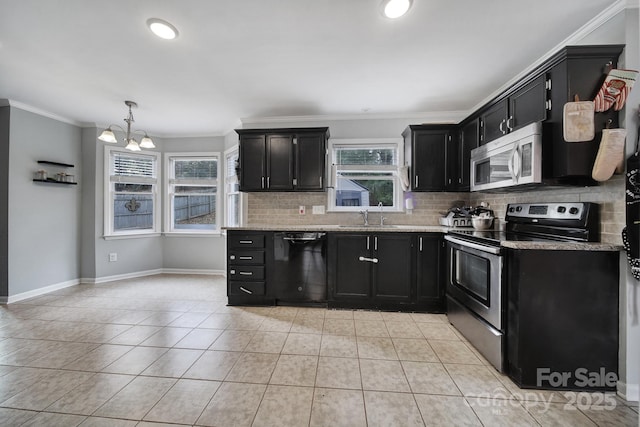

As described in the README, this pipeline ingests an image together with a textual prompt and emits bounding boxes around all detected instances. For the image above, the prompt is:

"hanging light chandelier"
[98,100,155,151]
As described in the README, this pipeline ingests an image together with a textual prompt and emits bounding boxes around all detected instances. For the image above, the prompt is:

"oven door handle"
[444,235,502,255]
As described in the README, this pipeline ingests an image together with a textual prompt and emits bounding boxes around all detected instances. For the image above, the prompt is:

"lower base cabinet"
[328,232,443,311]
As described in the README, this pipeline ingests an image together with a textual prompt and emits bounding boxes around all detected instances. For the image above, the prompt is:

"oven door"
[445,235,503,330]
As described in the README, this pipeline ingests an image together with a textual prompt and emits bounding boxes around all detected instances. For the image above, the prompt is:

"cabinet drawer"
[228,250,265,264]
[229,266,265,280]
[228,234,265,248]
[229,281,265,296]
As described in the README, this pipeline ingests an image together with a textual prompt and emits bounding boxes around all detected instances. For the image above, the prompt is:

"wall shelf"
[37,160,74,168]
[33,178,78,185]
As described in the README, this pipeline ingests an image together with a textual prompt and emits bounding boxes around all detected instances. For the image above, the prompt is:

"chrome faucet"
[378,202,386,226]
[359,209,369,226]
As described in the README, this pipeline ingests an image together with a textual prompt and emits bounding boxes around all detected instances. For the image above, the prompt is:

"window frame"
[163,151,221,235]
[327,138,404,213]
[223,146,245,228]
[104,146,161,238]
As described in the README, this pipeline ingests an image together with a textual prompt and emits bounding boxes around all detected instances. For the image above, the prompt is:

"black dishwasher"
[273,232,327,305]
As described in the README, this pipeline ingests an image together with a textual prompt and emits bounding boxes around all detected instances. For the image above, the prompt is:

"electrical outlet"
[312,205,325,215]
[299,205,306,215]
[109,253,117,262]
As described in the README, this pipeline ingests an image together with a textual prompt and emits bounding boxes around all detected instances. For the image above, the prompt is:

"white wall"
[7,107,82,296]
[160,136,227,273]
[0,107,10,298]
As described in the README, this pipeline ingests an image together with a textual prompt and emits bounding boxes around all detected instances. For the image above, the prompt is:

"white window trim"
[223,145,246,228]
[163,151,221,236]
[104,146,161,238]
[327,138,404,213]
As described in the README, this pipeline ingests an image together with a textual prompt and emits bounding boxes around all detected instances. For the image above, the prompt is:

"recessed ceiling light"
[147,18,179,40]
[381,0,413,19]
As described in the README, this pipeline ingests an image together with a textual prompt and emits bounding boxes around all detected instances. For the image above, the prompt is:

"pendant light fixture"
[380,0,413,19]
[98,100,155,151]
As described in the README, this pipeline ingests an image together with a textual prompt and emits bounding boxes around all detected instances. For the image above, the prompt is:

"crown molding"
[4,99,85,127]
[467,0,629,114]
[240,110,467,126]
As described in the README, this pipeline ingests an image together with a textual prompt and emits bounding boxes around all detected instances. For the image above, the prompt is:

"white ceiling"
[0,0,624,136]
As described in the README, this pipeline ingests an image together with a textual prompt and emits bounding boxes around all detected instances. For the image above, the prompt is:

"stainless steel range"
[444,202,599,373]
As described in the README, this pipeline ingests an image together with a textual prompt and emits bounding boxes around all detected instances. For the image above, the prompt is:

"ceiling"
[0,0,623,136]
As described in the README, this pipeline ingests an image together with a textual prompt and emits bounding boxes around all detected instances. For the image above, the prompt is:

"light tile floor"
[0,274,637,426]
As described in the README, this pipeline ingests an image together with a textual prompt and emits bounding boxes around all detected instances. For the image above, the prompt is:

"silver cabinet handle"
[415,175,419,188]
[499,119,506,134]
[239,240,253,244]
[229,255,236,260]
[230,269,236,275]
[319,176,322,187]
[267,176,270,188]
[419,237,423,252]
[506,116,514,132]
[545,99,552,111]
[239,271,253,276]
[239,286,253,295]
[261,176,265,189]
[238,256,253,260]
[374,236,378,251]
[359,256,378,264]
[545,79,552,90]
[366,236,370,251]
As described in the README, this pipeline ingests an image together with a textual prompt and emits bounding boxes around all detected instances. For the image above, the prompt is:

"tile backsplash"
[247,175,624,244]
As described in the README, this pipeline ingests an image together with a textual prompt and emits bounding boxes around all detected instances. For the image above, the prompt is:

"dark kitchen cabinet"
[415,234,444,311]
[480,74,549,145]
[403,125,457,192]
[457,118,480,191]
[236,127,329,192]
[543,45,623,180]
[328,233,414,309]
[227,231,275,305]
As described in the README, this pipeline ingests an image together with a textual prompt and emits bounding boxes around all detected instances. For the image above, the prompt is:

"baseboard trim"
[617,381,640,402]
[80,268,225,285]
[2,279,80,304]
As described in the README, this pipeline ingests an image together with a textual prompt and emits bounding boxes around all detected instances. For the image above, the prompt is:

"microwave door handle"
[513,145,522,181]
[508,146,518,182]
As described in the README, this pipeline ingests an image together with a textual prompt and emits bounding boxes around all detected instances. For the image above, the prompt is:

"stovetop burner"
[449,202,600,245]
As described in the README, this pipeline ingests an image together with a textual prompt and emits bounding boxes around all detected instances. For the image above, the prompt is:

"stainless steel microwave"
[470,122,542,191]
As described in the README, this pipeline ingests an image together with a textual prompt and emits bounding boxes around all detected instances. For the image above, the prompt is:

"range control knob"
[569,207,579,215]
[516,206,523,212]
[508,207,515,213]
[557,206,566,214]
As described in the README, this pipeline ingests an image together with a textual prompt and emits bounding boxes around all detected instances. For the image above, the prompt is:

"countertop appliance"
[470,122,542,191]
[273,232,327,305]
[445,202,619,391]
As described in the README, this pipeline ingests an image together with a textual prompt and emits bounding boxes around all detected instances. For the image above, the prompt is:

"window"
[224,147,243,227]
[165,153,220,234]
[328,139,403,212]
[105,147,160,237]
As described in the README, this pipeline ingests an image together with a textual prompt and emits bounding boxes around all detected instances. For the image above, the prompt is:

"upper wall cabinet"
[236,127,329,192]
[480,74,549,145]
[403,125,458,192]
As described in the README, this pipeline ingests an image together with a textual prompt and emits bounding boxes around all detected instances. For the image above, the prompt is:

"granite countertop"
[223,224,452,233]
[224,225,623,252]
[500,240,622,251]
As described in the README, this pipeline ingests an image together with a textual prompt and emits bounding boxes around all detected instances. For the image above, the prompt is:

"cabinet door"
[446,132,458,191]
[480,100,508,144]
[416,234,444,308]
[331,234,371,300]
[458,119,480,191]
[266,135,294,190]
[509,74,548,132]
[413,130,448,191]
[239,135,266,191]
[373,234,413,302]
[295,133,325,191]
